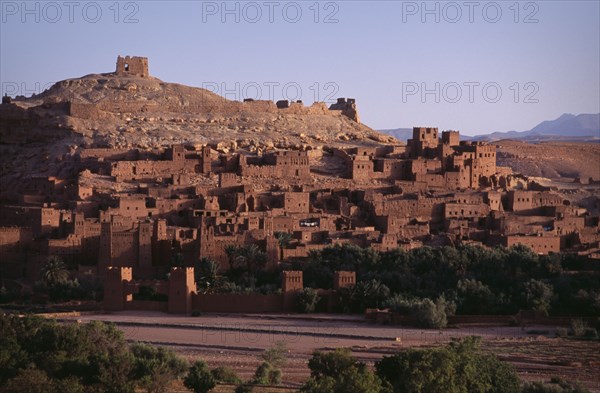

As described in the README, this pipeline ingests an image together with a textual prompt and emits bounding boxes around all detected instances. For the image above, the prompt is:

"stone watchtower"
[282,270,303,312]
[115,55,149,77]
[333,271,356,290]
[104,266,133,311]
[168,267,196,314]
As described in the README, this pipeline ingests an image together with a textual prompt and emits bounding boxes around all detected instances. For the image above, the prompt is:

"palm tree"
[196,257,220,293]
[274,232,292,248]
[225,244,267,275]
[41,256,69,286]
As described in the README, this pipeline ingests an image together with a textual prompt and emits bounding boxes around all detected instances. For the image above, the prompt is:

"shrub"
[376,336,520,393]
[211,366,241,384]
[570,319,588,337]
[521,379,590,393]
[522,279,554,315]
[415,297,455,329]
[0,314,191,392]
[456,278,496,315]
[383,295,454,329]
[252,342,286,385]
[301,348,387,393]
[131,343,188,393]
[184,360,216,393]
[253,361,281,385]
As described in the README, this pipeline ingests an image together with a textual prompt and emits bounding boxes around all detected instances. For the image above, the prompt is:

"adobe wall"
[444,203,490,219]
[505,235,561,254]
[0,226,33,263]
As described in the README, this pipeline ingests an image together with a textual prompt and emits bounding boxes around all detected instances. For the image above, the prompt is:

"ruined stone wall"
[78,148,138,161]
[328,98,360,122]
[111,158,193,182]
[116,56,149,77]
[67,102,101,119]
[238,151,310,179]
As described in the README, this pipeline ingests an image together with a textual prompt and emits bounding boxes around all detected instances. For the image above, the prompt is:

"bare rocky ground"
[496,140,600,180]
[57,312,600,392]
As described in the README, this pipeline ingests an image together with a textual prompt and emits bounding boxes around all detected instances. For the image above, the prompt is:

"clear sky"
[1,0,599,135]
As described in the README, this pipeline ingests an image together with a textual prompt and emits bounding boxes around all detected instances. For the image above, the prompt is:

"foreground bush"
[521,378,590,393]
[301,348,388,393]
[376,336,520,393]
[210,366,241,384]
[382,295,455,328]
[0,313,187,393]
[184,361,216,393]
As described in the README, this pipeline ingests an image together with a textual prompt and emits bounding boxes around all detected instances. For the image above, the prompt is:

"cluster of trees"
[195,246,281,295]
[33,256,103,302]
[0,313,188,392]
[300,337,589,393]
[190,243,599,327]
[0,313,289,393]
[298,244,600,318]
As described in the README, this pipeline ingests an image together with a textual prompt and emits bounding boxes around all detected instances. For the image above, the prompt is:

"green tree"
[184,360,216,393]
[260,341,287,369]
[41,256,69,287]
[522,279,554,314]
[296,288,321,313]
[342,279,390,313]
[253,342,286,385]
[301,348,387,393]
[131,343,188,393]
[0,315,136,393]
[226,244,267,280]
[274,231,292,248]
[375,337,519,393]
[456,279,496,315]
[196,257,220,294]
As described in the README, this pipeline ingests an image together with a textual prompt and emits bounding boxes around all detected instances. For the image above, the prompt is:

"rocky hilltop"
[0,56,398,199]
[4,56,395,152]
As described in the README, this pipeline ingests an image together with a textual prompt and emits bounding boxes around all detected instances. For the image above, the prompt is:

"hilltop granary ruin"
[0,56,598,313]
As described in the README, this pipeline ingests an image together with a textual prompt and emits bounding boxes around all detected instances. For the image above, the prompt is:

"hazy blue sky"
[1,0,599,135]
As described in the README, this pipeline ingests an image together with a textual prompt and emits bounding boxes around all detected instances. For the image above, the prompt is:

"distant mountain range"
[381,113,600,142]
